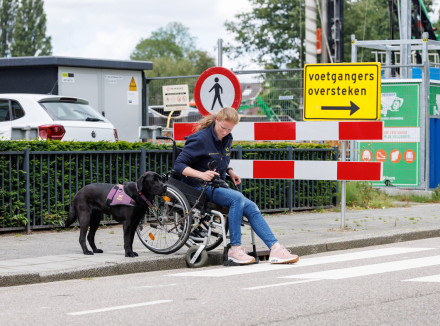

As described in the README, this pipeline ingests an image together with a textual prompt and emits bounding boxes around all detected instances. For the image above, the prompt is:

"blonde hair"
[194,107,240,132]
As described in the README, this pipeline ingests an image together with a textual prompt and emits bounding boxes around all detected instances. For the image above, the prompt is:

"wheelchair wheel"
[185,245,208,268]
[137,184,192,254]
[188,211,229,252]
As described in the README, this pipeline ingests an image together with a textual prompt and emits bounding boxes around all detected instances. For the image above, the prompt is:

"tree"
[225,0,438,67]
[344,0,438,63]
[130,22,215,77]
[224,0,304,69]
[344,0,395,62]
[0,0,17,57]
[10,0,52,56]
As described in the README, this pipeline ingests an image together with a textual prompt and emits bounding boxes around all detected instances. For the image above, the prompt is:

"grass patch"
[344,182,394,209]
[393,187,440,203]
[343,182,440,209]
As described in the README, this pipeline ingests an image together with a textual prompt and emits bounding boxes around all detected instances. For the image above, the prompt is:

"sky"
[43,0,253,70]
[43,0,440,71]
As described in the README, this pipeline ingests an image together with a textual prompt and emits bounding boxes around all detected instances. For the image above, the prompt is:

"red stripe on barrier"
[253,161,295,179]
[173,123,198,141]
[337,162,382,181]
[254,122,296,141]
[339,121,383,140]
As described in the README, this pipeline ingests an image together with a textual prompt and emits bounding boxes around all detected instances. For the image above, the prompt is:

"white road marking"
[139,283,177,288]
[402,274,440,283]
[282,255,440,280]
[67,300,172,316]
[169,247,434,278]
[243,279,321,290]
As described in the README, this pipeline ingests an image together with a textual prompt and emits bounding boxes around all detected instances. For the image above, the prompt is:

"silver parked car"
[0,94,118,141]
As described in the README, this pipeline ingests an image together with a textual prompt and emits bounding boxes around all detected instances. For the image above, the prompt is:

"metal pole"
[305,0,317,64]
[321,0,328,63]
[140,147,146,175]
[217,39,223,67]
[421,32,430,189]
[400,0,411,78]
[24,147,31,234]
[287,146,293,212]
[340,141,346,228]
[145,78,150,127]
[385,50,392,79]
[351,34,357,63]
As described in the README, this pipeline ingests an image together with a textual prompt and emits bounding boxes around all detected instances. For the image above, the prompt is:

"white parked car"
[0,94,118,141]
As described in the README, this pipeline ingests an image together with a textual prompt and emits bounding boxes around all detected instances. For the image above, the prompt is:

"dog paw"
[93,249,104,254]
[84,251,94,255]
[125,251,138,257]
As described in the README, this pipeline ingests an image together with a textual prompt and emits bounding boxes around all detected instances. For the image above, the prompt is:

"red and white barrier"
[172,120,383,181]
[174,121,383,141]
[230,160,382,181]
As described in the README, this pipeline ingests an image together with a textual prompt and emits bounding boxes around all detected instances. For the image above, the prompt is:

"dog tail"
[64,204,77,227]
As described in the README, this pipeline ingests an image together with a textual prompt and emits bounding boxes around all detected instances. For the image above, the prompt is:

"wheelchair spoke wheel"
[137,184,192,254]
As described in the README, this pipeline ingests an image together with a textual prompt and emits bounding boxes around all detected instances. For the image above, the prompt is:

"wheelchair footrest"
[249,249,270,261]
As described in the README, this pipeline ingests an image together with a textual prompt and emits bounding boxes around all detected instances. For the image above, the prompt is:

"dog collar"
[135,184,155,208]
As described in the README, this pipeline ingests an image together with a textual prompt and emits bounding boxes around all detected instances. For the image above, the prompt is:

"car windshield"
[40,101,105,121]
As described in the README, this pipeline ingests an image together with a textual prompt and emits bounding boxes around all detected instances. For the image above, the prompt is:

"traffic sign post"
[303,62,382,227]
[303,63,381,121]
[194,66,242,116]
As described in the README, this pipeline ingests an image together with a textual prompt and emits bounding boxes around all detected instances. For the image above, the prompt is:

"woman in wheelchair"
[173,107,299,265]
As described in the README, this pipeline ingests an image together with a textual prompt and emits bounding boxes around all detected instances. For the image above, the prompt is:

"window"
[0,100,10,122]
[11,101,25,120]
[40,101,104,121]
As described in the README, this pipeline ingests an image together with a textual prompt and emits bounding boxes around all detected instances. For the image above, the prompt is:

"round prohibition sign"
[194,66,242,116]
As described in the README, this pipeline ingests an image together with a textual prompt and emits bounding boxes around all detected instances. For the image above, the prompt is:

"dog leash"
[135,184,156,209]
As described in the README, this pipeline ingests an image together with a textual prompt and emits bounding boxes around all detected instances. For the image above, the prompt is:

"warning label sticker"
[129,77,137,91]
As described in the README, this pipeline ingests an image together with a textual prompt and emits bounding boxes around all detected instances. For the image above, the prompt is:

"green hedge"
[0,139,333,151]
[0,140,337,230]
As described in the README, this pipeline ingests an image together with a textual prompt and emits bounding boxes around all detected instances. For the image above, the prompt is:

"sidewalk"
[1,202,440,287]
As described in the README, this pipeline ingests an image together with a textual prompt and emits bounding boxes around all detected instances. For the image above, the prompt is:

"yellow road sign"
[303,63,381,121]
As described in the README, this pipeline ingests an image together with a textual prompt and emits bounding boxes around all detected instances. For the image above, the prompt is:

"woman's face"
[214,119,236,140]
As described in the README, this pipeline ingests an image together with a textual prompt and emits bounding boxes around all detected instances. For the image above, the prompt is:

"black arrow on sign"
[321,101,360,115]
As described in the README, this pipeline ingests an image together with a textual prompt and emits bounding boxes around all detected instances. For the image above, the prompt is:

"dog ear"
[137,172,148,192]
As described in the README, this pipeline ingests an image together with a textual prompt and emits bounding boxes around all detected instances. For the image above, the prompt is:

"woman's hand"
[228,170,241,186]
[200,169,219,181]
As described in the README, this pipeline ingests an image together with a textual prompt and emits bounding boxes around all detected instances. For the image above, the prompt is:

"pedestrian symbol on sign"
[209,77,223,110]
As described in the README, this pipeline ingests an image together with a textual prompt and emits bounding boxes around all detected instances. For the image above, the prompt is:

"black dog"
[65,172,167,257]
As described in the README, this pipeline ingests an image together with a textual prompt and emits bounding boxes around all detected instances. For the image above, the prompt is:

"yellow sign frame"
[303,63,381,121]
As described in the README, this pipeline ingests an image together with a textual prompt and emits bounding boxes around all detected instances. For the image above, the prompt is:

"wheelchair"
[136,136,260,268]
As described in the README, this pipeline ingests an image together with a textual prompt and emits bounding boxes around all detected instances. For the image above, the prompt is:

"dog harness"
[106,184,155,208]
[106,184,136,207]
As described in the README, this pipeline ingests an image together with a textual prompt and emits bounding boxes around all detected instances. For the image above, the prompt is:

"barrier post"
[24,147,31,234]
[340,141,347,228]
[287,146,293,212]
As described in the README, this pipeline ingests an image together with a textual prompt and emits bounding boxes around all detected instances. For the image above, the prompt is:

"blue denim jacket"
[173,122,233,183]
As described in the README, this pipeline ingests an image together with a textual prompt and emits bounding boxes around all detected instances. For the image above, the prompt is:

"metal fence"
[146,69,304,130]
[0,146,338,232]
